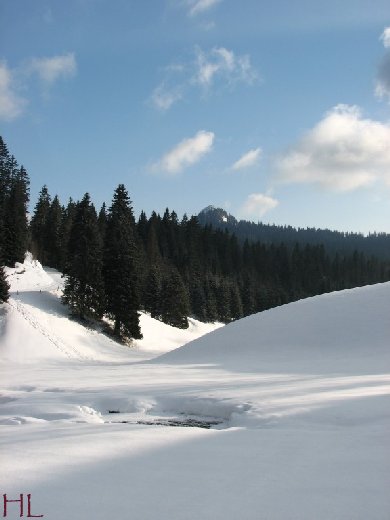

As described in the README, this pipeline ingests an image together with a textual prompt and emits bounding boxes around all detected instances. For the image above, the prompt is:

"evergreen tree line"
[29,185,390,338]
[198,207,390,260]
[0,137,30,303]
[30,185,142,340]
[1,135,389,334]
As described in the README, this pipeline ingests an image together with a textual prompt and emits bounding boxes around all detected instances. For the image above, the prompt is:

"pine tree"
[143,264,162,319]
[97,203,107,241]
[160,266,190,329]
[62,194,105,320]
[0,265,10,303]
[189,278,208,321]
[0,137,11,256]
[103,185,142,339]
[216,279,231,322]
[30,185,51,264]
[229,280,244,320]
[204,277,218,322]
[58,198,76,271]
[45,195,63,268]
[3,164,30,266]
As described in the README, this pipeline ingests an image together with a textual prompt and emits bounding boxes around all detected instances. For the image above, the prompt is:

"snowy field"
[1,255,390,519]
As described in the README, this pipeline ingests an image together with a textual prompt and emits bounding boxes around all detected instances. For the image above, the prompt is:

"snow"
[157,282,390,373]
[1,254,389,519]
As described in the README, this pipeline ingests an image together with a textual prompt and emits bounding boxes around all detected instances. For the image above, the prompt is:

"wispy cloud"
[0,61,27,121]
[193,46,258,88]
[150,45,259,111]
[276,105,390,191]
[151,83,183,111]
[380,27,390,48]
[29,53,77,85]
[0,53,77,122]
[376,27,390,101]
[232,147,262,170]
[187,0,222,16]
[240,193,279,219]
[154,130,215,174]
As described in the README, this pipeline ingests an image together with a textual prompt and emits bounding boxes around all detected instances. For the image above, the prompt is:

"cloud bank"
[277,105,390,191]
[154,130,215,174]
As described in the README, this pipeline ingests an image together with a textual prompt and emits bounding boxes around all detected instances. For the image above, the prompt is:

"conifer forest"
[1,135,390,339]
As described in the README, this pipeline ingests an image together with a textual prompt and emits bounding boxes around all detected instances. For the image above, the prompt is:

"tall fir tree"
[143,264,162,319]
[1,137,30,267]
[58,198,76,271]
[160,266,190,329]
[62,194,105,320]
[3,163,30,266]
[0,137,11,256]
[97,202,107,241]
[45,195,63,268]
[30,185,51,264]
[0,264,10,303]
[103,185,142,339]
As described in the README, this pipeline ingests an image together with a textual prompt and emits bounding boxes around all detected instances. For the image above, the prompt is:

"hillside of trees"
[1,135,390,339]
[28,184,390,340]
[198,206,390,260]
[0,136,29,303]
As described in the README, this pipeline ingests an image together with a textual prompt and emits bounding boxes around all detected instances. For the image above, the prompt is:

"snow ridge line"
[8,298,92,361]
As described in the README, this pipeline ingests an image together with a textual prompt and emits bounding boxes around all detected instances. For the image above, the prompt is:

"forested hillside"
[1,135,390,340]
[198,206,390,259]
[0,136,30,303]
[30,185,390,338]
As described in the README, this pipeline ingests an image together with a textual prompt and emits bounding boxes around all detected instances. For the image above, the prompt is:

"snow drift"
[157,282,390,373]
[1,254,390,520]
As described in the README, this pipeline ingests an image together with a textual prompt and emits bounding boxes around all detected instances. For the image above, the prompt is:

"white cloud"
[232,147,262,170]
[240,193,279,219]
[193,46,258,88]
[380,27,390,48]
[0,54,77,121]
[150,45,259,111]
[376,29,390,101]
[29,53,76,84]
[151,83,183,111]
[188,0,222,16]
[154,130,215,174]
[0,61,26,121]
[276,104,390,191]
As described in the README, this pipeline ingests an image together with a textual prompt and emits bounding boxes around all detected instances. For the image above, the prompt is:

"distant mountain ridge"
[197,206,390,260]
[198,206,237,225]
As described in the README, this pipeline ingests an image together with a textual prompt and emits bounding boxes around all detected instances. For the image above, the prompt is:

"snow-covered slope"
[157,282,390,373]
[1,255,389,520]
[1,254,222,363]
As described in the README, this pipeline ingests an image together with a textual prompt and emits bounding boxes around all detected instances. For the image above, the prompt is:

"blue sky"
[1,0,390,233]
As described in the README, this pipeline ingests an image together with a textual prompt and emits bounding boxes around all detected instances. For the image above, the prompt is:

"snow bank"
[1,258,389,520]
[157,283,390,373]
[1,253,223,363]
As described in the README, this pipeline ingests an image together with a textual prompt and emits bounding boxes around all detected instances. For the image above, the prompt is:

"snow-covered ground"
[1,255,389,519]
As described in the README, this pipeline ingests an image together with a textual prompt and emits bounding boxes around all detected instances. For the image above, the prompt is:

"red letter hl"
[3,494,24,517]
[27,495,43,518]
